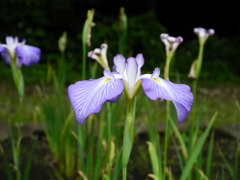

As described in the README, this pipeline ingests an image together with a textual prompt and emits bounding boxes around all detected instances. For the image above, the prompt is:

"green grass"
[0,78,239,127]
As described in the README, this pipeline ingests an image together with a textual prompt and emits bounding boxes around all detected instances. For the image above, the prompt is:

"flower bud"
[88,43,109,70]
[194,27,214,45]
[160,33,183,56]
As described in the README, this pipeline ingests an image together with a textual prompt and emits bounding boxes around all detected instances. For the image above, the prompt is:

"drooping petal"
[68,72,124,124]
[0,46,6,53]
[107,93,122,103]
[15,45,41,66]
[141,69,193,122]
[0,47,11,65]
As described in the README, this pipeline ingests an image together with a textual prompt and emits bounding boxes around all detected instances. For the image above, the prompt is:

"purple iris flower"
[68,53,193,124]
[0,36,41,67]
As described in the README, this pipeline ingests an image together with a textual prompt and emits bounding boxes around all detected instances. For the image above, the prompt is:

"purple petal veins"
[68,54,193,124]
[141,68,193,123]
[68,70,124,124]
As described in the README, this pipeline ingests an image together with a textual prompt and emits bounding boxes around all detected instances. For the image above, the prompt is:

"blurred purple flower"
[160,33,183,55]
[0,36,41,67]
[68,54,193,124]
[194,27,215,44]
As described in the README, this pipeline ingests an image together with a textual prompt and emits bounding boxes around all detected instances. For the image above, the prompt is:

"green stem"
[196,44,204,78]
[119,31,126,56]
[10,56,24,137]
[107,102,112,178]
[164,54,172,81]
[190,79,197,133]
[82,18,88,81]
[77,125,85,172]
[122,98,136,180]
[18,95,23,138]
[163,52,173,179]
[82,41,87,80]
[59,50,66,88]
[163,100,170,180]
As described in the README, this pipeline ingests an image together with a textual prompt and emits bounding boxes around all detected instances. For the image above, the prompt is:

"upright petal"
[6,36,17,46]
[135,53,144,68]
[15,45,41,66]
[141,68,193,122]
[113,54,126,75]
[135,53,144,78]
[126,57,138,87]
[100,43,108,64]
[68,73,124,124]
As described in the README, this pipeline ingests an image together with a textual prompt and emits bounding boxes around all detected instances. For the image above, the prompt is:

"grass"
[0,65,239,180]
[0,75,239,127]
[0,57,239,179]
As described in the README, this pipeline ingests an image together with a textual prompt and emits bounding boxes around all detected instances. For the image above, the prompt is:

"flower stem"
[82,40,87,80]
[163,53,173,179]
[107,102,112,178]
[82,15,89,80]
[122,98,136,180]
[196,44,204,78]
[18,95,23,137]
[163,100,170,180]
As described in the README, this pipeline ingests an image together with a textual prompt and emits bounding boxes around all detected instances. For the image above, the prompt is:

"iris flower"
[160,33,183,56]
[0,36,41,67]
[68,53,193,124]
[194,27,215,45]
[188,27,215,79]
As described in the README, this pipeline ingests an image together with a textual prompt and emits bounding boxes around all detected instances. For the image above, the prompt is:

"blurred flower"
[160,33,183,80]
[160,33,183,56]
[88,43,109,70]
[187,60,197,79]
[58,32,67,53]
[194,27,215,45]
[188,27,215,79]
[119,7,127,32]
[68,53,193,124]
[84,9,95,47]
[0,36,41,67]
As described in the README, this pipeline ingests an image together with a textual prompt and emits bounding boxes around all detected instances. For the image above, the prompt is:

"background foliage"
[0,0,240,84]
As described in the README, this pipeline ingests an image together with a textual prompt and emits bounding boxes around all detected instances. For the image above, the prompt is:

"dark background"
[0,0,239,84]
